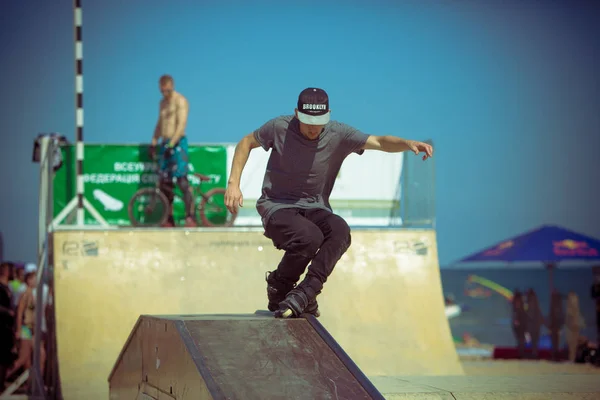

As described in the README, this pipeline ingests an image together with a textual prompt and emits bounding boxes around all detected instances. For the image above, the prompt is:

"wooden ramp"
[53,228,461,398]
[108,312,385,400]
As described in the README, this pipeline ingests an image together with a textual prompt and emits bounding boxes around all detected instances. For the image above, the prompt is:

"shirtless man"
[224,87,433,318]
[150,75,196,228]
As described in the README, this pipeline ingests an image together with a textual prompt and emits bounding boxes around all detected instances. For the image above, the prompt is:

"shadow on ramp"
[109,311,385,400]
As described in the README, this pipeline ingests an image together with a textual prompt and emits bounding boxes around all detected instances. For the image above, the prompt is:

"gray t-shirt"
[253,115,370,226]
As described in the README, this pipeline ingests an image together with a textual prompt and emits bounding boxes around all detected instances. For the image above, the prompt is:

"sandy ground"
[370,361,600,399]
[461,359,600,375]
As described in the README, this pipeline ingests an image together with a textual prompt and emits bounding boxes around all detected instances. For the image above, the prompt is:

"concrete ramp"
[108,313,385,400]
[52,228,462,399]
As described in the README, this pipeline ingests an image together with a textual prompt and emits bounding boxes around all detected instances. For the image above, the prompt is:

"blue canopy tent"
[452,224,600,291]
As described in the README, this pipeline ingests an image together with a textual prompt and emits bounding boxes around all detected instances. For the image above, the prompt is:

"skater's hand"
[225,185,243,213]
[407,140,433,161]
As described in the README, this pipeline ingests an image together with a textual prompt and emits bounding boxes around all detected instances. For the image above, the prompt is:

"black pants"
[264,207,351,293]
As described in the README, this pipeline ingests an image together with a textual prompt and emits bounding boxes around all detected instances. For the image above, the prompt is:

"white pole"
[75,0,85,225]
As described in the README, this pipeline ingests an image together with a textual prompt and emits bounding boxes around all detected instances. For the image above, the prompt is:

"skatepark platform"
[43,227,600,399]
[52,228,461,399]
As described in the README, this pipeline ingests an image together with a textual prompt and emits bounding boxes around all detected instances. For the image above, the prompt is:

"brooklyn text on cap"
[296,87,331,125]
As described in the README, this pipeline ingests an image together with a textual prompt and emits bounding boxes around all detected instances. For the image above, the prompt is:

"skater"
[224,87,433,318]
[149,74,196,228]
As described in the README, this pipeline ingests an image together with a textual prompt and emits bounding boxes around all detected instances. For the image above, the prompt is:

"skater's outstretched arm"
[225,133,262,213]
[362,135,433,161]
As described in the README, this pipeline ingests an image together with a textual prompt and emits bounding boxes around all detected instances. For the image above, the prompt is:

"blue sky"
[1,0,599,266]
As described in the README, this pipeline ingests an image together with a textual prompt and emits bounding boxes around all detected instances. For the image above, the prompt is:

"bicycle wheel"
[198,188,237,227]
[128,187,170,227]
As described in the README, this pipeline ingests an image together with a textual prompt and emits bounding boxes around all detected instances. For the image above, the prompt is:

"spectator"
[566,291,585,362]
[591,267,600,343]
[0,262,15,391]
[10,263,35,309]
[575,336,599,366]
[511,290,527,358]
[526,288,545,359]
[7,263,21,294]
[6,268,38,382]
[548,289,564,361]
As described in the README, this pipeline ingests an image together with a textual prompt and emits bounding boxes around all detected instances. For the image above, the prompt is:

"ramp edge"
[175,319,227,400]
[303,314,387,400]
[107,315,144,382]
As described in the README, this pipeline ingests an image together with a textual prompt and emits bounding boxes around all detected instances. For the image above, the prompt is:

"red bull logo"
[483,240,514,256]
[553,239,599,257]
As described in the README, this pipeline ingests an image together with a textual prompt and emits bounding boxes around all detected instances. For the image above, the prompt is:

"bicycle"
[127,170,237,228]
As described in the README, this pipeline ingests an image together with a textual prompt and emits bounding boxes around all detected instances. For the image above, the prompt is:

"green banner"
[53,144,228,226]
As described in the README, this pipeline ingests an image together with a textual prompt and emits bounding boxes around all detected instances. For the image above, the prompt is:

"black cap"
[296,88,330,125]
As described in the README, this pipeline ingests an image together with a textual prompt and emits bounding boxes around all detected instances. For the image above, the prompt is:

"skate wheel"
[274,308,294,318]
[282,309,293,318]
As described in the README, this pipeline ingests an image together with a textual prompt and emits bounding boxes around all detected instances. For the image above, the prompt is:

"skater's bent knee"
[328,215,351,243]
[300,227,324,255]
[288,226,324,257]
